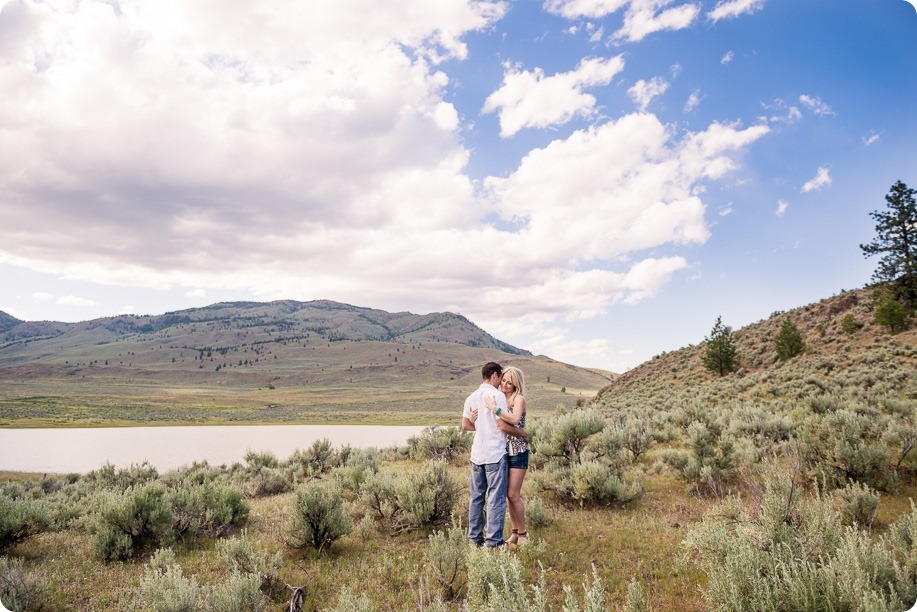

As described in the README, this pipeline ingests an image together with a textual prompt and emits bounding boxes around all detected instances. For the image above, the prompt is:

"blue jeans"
[468,454,508,547]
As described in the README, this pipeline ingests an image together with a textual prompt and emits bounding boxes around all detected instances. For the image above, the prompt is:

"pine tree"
[775,318,805,360]
[702,316,737,376]
[860,180,917,303]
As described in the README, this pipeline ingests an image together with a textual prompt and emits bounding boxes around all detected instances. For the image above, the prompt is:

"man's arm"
[497,419,528,441]
[462,416,476,432]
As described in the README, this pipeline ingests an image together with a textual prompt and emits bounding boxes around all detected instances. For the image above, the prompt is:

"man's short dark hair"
[482,362,503,380]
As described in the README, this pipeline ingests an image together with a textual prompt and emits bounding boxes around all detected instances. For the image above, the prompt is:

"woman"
[481,366,529,546]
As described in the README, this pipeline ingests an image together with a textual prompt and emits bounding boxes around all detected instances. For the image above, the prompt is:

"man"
[461,361,528,548]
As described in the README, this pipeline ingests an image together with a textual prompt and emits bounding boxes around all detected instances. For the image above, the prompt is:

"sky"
[0,0,915,373]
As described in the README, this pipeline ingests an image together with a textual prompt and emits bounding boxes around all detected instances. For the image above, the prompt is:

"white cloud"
[32,292,53,301]
[799,94,835,117]
[721,50,735,64]
[863,131,881,146]
[719,205,733,216]
[0,0,770,343]
[801,167,831,193]
[118,305,136,315]
[543,0,629,19]
[588,25,605,42]
[185,289,206,298]
[0,305,27,319]
[57,295,97,307]
[614,0,701,43]
[526,328,613,370]
[628,77,670,111]
[685,89,703,112]
[708,0,765,22]
[759,99,802,124]
[776,199,789,216]
[483,55,625,137]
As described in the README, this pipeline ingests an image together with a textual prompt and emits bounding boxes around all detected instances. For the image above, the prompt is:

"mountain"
[0,300,613,426]
[0,310,21,334]
[592,286,916,413]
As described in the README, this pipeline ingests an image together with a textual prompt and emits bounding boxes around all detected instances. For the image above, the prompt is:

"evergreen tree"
[874,287,910,332]
[860,180,917,303]
[702,316,737,376]
[775,318,805,360]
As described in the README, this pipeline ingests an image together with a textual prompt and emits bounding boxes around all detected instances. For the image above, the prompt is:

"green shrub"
[216,531,284,601]
[426,523,468,600]
[285,481,351,551]
[840,313,861,334]
[702,316,738,376]
[562,565,607,612]
[0,555,48,612]
[465,545,540,610]
[284,439,340,480]
[395,461,460,529]
[662,421,735,495]
[618,421,655,461]
[838,481,880,530]
[84,461,159,491]
[530,409,605,466]
[524,497,551,528]
[92,482,173,561]
[570,461,641,505]
[170,481,249,538]
[685,472,914,611]
[0,496,52,552]
[624,577,647,612]
[208,571,265,612]
[139,548,201,612]
[329,588,372,612]
[356,471,399,526]
[407,426,472,463]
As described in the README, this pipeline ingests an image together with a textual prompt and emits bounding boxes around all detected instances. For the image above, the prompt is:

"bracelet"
[496,407,502,416]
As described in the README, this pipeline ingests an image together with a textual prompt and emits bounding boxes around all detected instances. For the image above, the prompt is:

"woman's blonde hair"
[501,366,525,405]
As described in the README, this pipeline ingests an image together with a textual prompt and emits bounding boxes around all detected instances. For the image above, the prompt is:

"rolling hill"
[591,286,916,414]
[0,300,615,427]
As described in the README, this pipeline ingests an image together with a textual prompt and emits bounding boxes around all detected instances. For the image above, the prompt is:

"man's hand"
[470,406,479,423]
[497,419,527,441]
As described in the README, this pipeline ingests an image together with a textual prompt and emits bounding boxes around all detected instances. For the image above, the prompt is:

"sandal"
[516,531,528,546]
[507,529,519,545]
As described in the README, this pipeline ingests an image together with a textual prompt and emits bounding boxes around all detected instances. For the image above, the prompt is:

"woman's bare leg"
[507,467,527,538]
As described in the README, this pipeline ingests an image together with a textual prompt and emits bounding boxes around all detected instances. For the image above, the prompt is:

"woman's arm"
[483,395,525,425]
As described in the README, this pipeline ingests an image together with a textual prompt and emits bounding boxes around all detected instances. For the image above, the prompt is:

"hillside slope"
[593,286,916,413]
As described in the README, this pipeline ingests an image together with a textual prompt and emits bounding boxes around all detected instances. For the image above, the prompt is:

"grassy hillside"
[0,301,614,427]
[593,286,916,414]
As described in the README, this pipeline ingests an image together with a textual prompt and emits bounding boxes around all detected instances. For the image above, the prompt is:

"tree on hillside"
[775,318,805,361]
[702,316,737,376]
[874,287,910,332]
[860,180,917,303]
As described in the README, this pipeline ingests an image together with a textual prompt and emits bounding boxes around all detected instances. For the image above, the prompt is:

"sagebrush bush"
[0,496,53,552]
[685,472,916,611]
[524,497,551,528]
[624,577,647,612]
[285,481,351,551]
[139,548,201,612]
[207,571,265,612]
[408,426,472,463]
[0,555,48,612]
[838,481,880,530]
[170,481,249,538]
[562,565,607,612]
[662,421,736,496]
[217,530,284,601]
[426,523,468,600]
[395,461,460,528]
[92,482,173,561]
[465,545,545,611]
[284,438,341,480]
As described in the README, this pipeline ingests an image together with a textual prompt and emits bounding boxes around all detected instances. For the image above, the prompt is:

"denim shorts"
[507,450,529,470]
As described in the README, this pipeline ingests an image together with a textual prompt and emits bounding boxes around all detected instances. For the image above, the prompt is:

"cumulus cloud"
[0,0,770,343]
[801,167,831,193]
[614,0,701,43]
[32,292,53,301]
[483,55,625,137]
[759,98,802,124]
[799,94,835,117]
[628,77,670,110]
[708,0,765,22]
[776,199,789,216]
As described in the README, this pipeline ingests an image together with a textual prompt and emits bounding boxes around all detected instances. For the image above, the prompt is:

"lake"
[0,425,427,474]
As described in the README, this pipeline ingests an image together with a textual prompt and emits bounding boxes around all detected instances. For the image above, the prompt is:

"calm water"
[0,425,426,474]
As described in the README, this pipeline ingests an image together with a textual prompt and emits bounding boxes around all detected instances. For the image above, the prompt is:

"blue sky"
[0,0,915,372]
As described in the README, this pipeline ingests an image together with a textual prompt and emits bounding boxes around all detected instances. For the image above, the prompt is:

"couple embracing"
[461,361,529,548]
